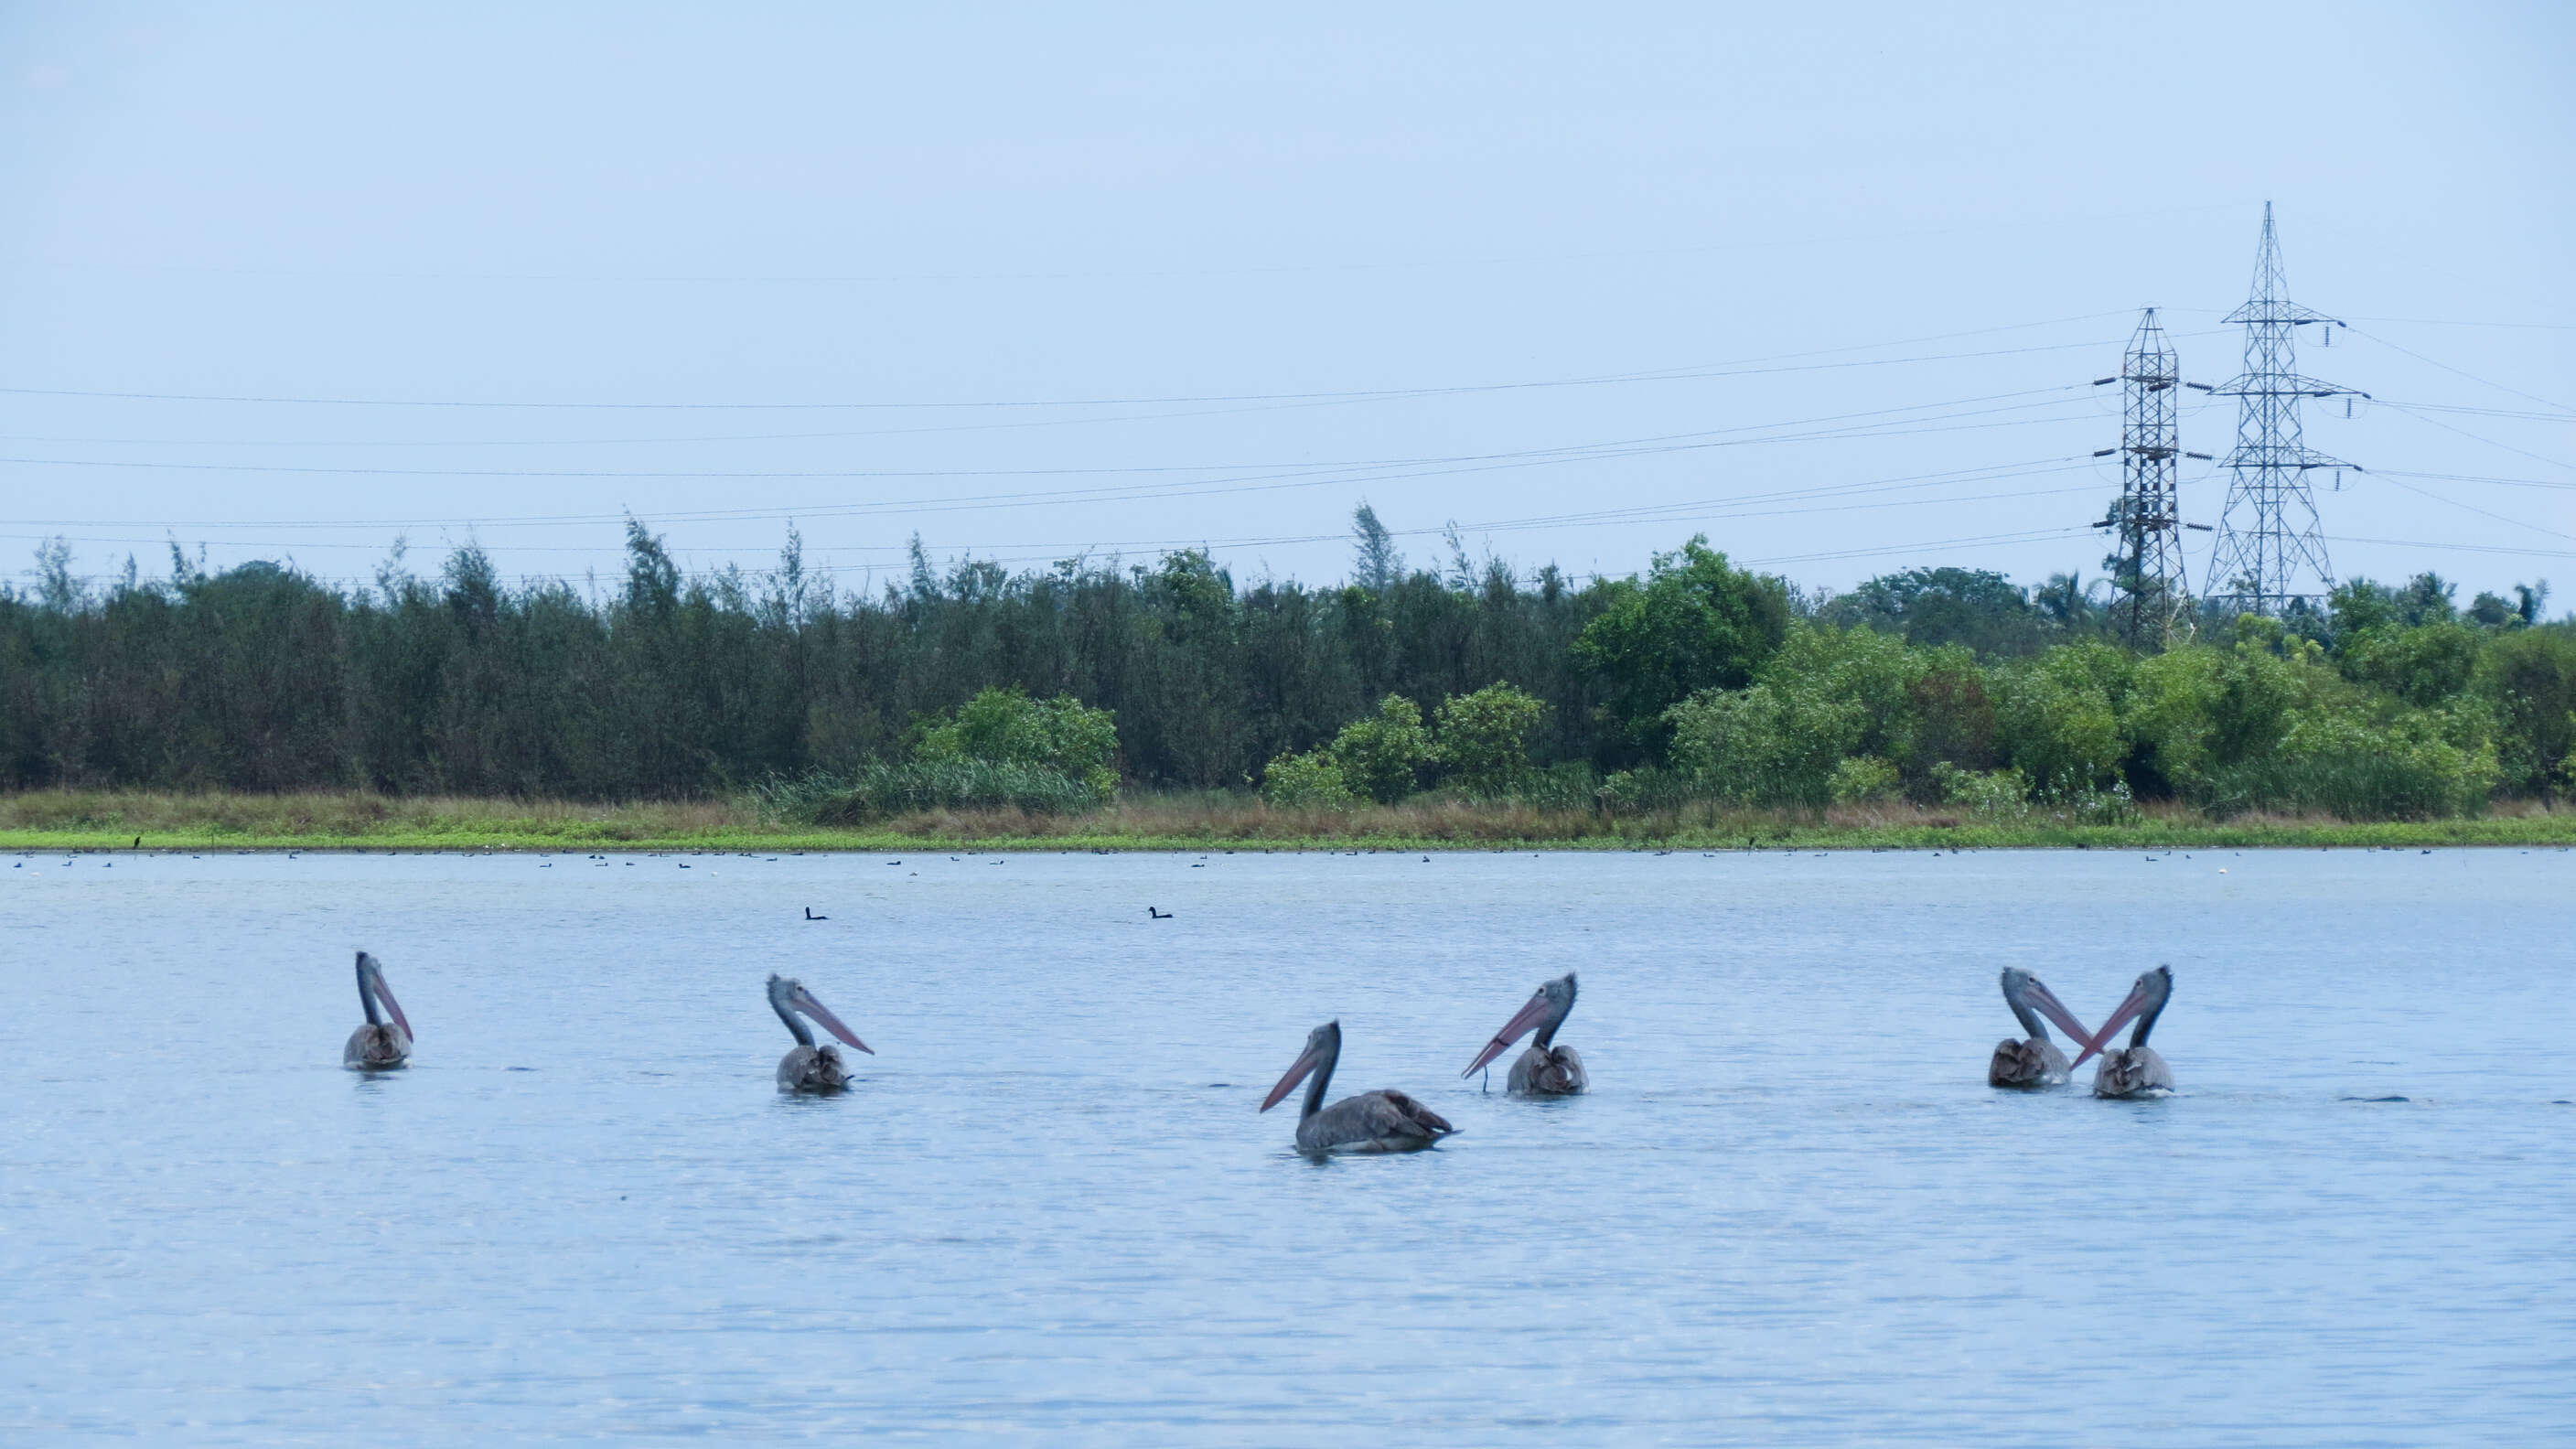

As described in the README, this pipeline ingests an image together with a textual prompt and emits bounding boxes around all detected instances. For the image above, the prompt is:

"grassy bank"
[5,789,2573,853]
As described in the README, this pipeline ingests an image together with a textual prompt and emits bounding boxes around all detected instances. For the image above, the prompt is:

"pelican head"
[354,951,413,1041]
[1261,1020,1340,1112]
[2072,965,2173,1068]
[767,973,873,1054]
[1461,971,1577,1077]
[1999,968,2089,1046]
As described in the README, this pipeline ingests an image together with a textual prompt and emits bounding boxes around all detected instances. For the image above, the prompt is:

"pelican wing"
[1297,1089,1457,1153]
[1508,1044,1588,1096]
[2092,1046,2174,1099]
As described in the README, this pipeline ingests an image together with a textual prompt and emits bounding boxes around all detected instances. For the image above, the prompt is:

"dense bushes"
[3,521,2567,823]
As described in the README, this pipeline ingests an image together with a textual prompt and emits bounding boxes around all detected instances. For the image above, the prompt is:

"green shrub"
[915,687,1120,799]
[2202,702,2498,820]
[1328,694,1432,804]
[1433,682,1548,795]
[1666,682,1860,806]
[751,759,1108,823]
[1930,763,2032,819]
[1595,766,1692,813]
[1260,748,1357,809]
[1828,756,1902,804]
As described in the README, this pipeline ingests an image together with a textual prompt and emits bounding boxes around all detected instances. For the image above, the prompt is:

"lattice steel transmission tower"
[2204,202,2365,617]
[2091,308,2202,645]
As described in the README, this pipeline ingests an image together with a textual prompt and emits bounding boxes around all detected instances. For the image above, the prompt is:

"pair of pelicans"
[1991,964,2176,1098]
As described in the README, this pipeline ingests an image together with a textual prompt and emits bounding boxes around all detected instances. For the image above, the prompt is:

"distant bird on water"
[768,973,872,1092]
[1261,1020,1455,1154]
[804,907,828,921]
[1147,907,1172,919]
[1987,968,2093,1089]
[1462,971,1588,1096]
[2072,965,2175,1098]
[341,951,413,1070]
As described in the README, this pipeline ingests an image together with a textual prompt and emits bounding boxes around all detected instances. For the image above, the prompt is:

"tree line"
[2,510,2568,820]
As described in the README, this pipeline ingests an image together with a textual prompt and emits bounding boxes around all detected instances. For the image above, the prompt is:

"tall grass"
[4,787,2566,847]
[746,761,1109,825]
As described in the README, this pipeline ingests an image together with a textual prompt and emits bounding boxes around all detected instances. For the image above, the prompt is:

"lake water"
[4,846,2571,1444]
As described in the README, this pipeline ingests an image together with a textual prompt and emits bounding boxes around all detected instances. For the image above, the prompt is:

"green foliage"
[1663,624,1919,807]
[3,531,2564,824]
[1667,682,1857,806]
[2337,622,2481,708]
[1327,694,1433,803]
[1432,682,1548,794]
[1992,642,2130,795]
[1930,763,2033,818]
[1260,748,1358,809]
[915,687,1120,799]
[1572,537,1792,753]
[1820,566,2058,657]
[2474,625,2576,797]
[1828,755,1901,804]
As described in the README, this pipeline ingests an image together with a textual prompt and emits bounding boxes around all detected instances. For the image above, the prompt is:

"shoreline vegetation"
[8,519,2571,845]
[6,789,2571,853]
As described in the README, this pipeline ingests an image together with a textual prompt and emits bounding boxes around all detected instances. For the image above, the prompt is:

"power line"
[0,325,2162,413]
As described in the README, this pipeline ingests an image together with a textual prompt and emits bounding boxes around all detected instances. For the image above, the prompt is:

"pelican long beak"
[793,987,873,1054]
[1462,991,1553,1077]
[2022,977,2094,1053]
[2071,980,2152,1069]
[1261,1042,1322,1112]
[370,969,414,1042]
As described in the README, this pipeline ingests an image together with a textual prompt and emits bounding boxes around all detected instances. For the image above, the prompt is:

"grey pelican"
[1261,1020,1456,1154]
[341,951,413,1069]
[767,973,873,1092]
[1988,967,2094,1089]
[2072,965,2175,1098]
[1461,971,1587,1095]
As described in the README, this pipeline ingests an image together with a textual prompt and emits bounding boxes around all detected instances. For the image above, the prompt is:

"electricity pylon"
[2204,202,2366,617]
[2091,307,2201,645]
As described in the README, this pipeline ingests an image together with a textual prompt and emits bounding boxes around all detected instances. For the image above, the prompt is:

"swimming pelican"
[767,973,873,1092]
[2072,965,2175,1098]
[341,950,413,1069]
[1461,971,1587,1095]
[1987,967,2094,1089]
[1261,1020,1456,1154]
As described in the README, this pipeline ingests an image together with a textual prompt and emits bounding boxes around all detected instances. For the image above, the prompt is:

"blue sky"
[4,3,2569,602]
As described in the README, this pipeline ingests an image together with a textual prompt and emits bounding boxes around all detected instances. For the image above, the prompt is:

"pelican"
[767,973,873,1092]
[1261,1020,1456,1154]
[1460,971,1587,1095]
[1987,967,2094,1089]
[341,950,413,1069]
[2072,965,2175,1099]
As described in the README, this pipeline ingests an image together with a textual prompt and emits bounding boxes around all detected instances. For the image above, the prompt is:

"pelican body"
[1987,968,2092,1089]
[1462,971,1586,1096]
[341,951,413,1069]
[2074,965,2175,1098]
[768,974,873,1092]
[1261,1021,1456,1154]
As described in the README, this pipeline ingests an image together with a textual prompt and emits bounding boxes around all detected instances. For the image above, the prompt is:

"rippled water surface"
[5,846,2572,1444]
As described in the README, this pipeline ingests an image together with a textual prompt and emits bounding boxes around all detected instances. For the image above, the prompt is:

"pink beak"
[2021,977,2094,1053]
[1463,991,1554,1078]
[2070,980,2152,1069]
[371,971,414,1042]
[794,987,873,1055]
[1261,1043,1322,1112]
